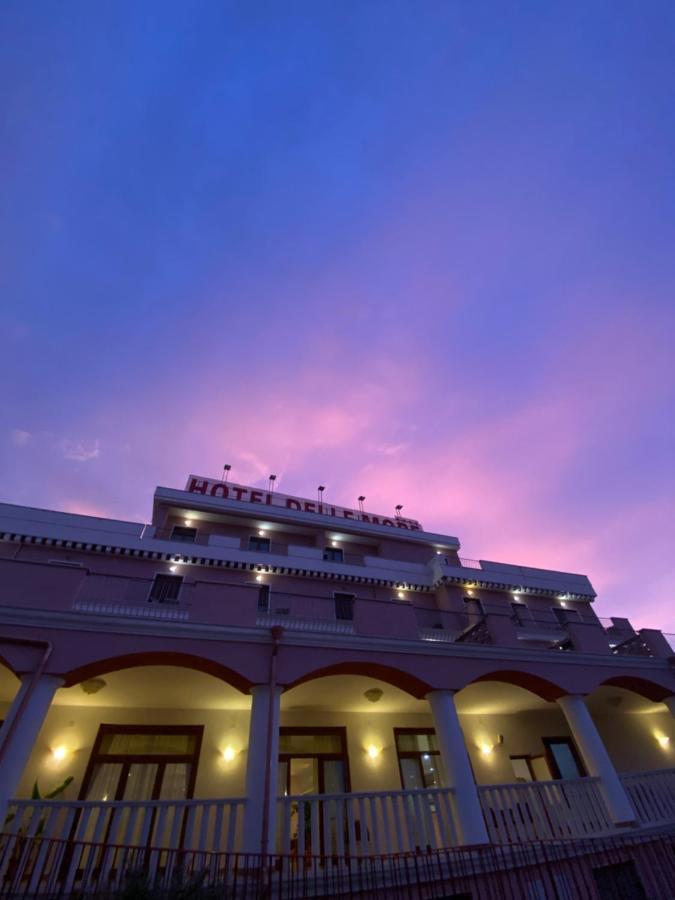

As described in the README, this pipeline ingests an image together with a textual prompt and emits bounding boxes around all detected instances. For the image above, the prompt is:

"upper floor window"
[463,596,484,616]
[510,601,533,626]
[323,547,344,563]
[257,584,271,612]
[248,535,271,553]
[148,574,183,605]
[170,525,197,543]
[334,592,355,621]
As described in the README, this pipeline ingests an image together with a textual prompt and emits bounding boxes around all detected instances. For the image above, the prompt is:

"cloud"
[60,438,101,462]
[10,429,31,447]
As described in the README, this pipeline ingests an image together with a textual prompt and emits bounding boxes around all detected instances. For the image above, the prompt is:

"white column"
[427,690,489,845]
[664,695,675,718]
[242,684,282,854]
[0,674,64,821]
[557,694,636,825]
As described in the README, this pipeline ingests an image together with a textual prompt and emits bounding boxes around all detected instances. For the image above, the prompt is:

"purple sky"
[2,3,674,630]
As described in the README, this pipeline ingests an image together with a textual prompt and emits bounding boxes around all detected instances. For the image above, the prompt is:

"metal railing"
[1,829,675,898]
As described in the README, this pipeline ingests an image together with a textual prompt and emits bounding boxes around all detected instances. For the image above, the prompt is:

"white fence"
[276,786,459,861]
[478,778,613,842]
[621,768,675,826]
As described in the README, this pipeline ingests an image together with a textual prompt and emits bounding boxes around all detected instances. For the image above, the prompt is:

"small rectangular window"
[257,584,270,612]
[463,596,484,615]
[334,592,355,621]
[148,574,183,604]
[511,602,532,626]
[248,535,271,553]
[170,526,197,543]
[592,861,646,899]
[323,547,344,563]
[542,737,585,779]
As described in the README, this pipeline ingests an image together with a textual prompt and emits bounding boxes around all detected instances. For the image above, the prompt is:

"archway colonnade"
[0,650,674,851]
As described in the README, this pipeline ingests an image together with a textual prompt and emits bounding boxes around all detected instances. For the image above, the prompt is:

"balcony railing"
[276,786,459,860]
[478,777,612,843]
[620,768,675,827]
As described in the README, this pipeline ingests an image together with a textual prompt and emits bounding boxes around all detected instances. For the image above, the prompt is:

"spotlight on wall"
[52,746,68,761]
[222,746,236,762]
[478,742,494,757]
[656,734,671,749]
[255,574,263,583]
[367,745,380,759]
[364,688,383,703]
[169,566,177,574]
[397,591,405,600]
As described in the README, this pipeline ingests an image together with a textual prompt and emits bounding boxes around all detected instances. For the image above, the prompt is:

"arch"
[285,662,433,699]
[596,675,674,703]
[62,651,253,694]
[468,670,567,702]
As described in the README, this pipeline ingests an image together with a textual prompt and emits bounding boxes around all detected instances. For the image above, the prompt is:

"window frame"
[148,573,184,605]
[394,727,444,790]
[333,591,355,621]
[278,726,351,795]
[78,724,204,802]
[322,546,344,563]
[170,526,197,544]
[541,736,586,780]
[248,535,271,553]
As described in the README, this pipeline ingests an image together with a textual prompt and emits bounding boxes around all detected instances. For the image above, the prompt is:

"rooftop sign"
[185,475,422,531]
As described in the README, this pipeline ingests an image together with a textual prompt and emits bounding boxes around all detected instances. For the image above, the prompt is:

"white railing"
[479,778,613,842]
[621,768,675,826]
[1,797,245,897]
[276,787,459,861]
[2,796,245,854]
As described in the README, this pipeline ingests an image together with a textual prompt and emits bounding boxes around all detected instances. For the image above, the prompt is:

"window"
[334,592,355,621]
[510,756,535,782]
[592,861,646,899]
[542,737,586,780]
[323,547,344,563]
[257,584,271,612]
[394,729,446,790]
[170,526,197,543]
[80,725,203,802]
[248,535,271,553]
[463,596,484,615]
[510,601,532,626]
[148,574,183,604]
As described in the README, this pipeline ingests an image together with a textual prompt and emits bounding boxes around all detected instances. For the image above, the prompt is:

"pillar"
[242,684,282,855]
[556,694,636,825]
[427,690,489,845]
[665,696,675,718]
[0,674,64,821]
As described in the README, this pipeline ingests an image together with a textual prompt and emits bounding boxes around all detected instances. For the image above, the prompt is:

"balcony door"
[278,728,350,855]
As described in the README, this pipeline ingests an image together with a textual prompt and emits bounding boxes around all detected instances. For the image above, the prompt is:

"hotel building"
[0,474,674,896]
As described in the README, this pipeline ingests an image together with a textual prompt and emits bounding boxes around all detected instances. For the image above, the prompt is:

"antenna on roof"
[357,496,366,514]
[268,474,277,493]
[222,464,231,484]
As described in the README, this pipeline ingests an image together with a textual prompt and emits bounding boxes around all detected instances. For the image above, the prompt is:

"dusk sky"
[2,2,674,630]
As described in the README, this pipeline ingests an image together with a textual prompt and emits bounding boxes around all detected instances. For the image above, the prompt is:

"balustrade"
[620,769,675,826]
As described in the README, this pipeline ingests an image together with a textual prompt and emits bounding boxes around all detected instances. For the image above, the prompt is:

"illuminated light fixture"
[397,591,405,600]
[479,742,494,757]
[656,735,671,749]
[560,601,567,608]
[436,550,442,555]
[331,540,338,547]
[367,745,380,759]
[222,746,236,762]
[466,589,474,596]
[255,574,263,583]
[258,529,267,537]
[185,519,193,527]
[52,746,68,761]
[169,566,177,574]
